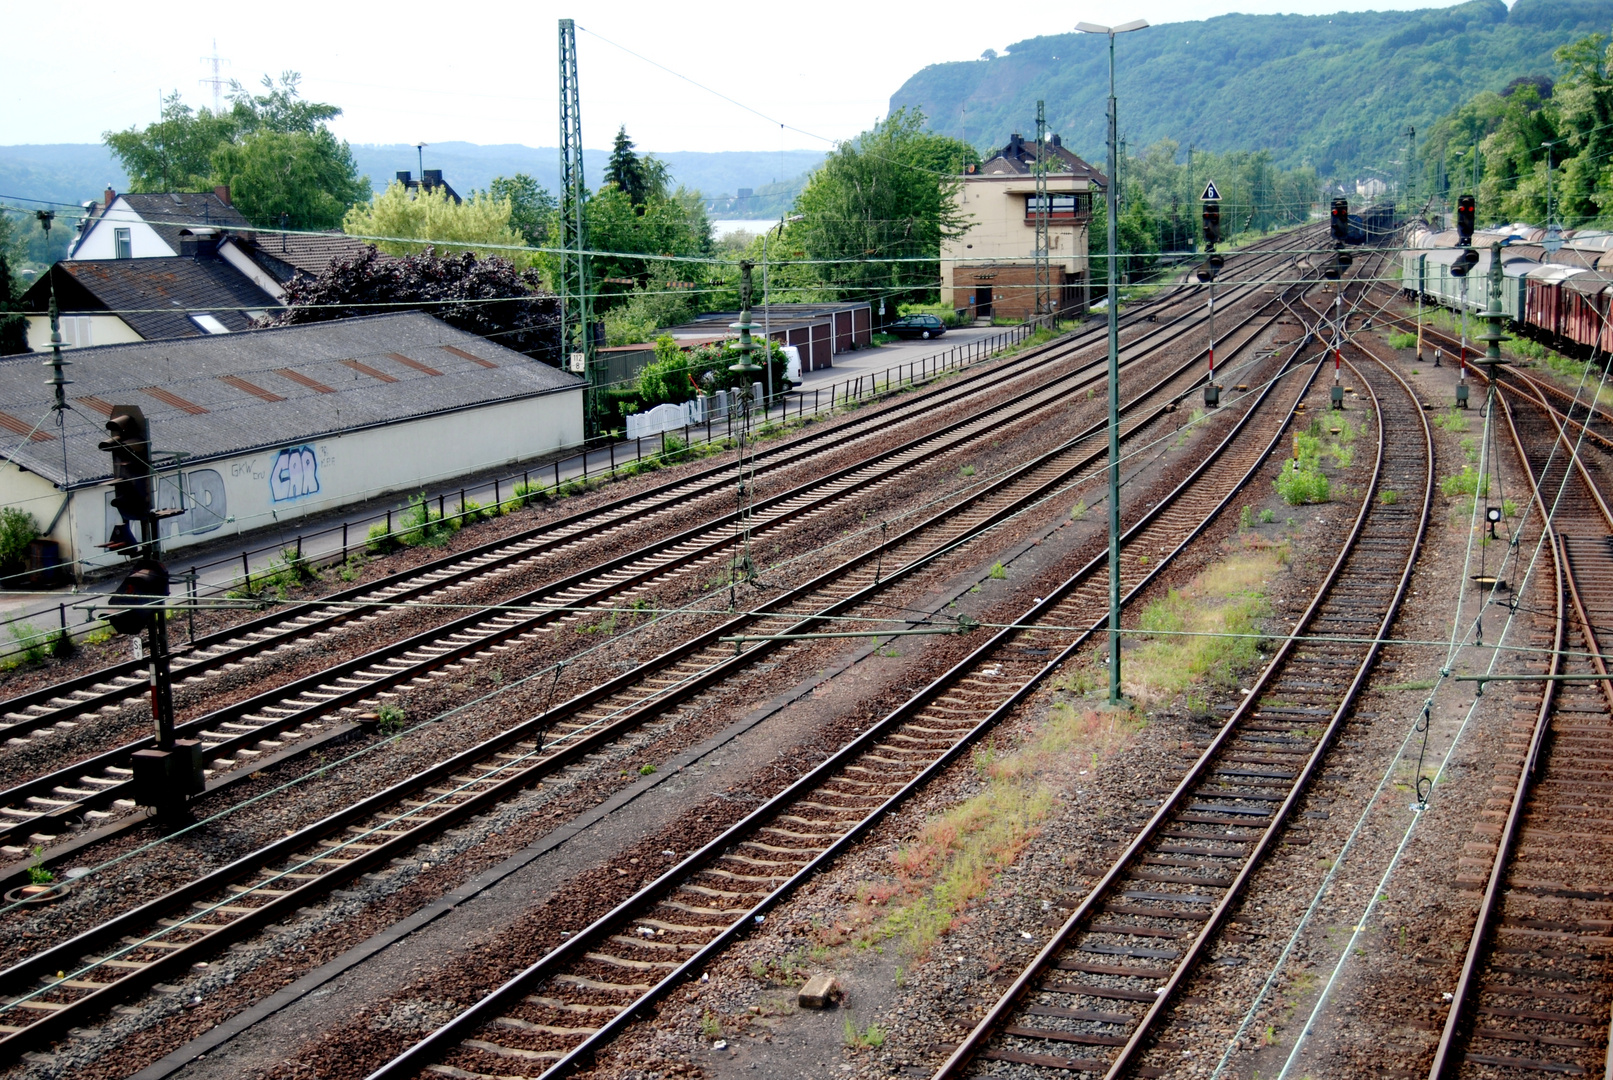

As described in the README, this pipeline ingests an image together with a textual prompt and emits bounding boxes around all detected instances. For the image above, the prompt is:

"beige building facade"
[941,133,1105,322]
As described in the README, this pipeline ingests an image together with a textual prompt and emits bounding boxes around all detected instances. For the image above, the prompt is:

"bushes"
[1276,463,1330,505]
[1441,466,1490,499]
[0,508,39,584]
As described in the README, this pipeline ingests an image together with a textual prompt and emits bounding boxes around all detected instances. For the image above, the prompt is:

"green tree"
[608,126,650,207]
[343,180,529,262]
[213,128,369,230]
[788,108,978,306]
[486,174,556,247]
[103,73,367,229]
[104,92,240,191]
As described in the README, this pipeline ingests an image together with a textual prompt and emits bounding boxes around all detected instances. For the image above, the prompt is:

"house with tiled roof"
[940,132,1106,322]
[69,188,250,260]
[21,242,282,351]
[0,311,582,572]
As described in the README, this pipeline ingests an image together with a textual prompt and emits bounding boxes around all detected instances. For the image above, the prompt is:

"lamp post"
[415,142,427,188]
[762,213,805,418]
[1076,17,1148,705]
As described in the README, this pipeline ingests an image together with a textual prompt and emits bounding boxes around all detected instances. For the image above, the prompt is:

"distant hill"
[889,0,1613,177]
[0,141,825,220]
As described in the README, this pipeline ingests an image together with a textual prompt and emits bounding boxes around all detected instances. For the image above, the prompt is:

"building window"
[114,228,132,259]
[60,317,92,348]
[1025,193,1091,221]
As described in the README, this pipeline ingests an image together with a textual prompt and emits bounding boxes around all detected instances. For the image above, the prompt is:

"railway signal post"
[1329,198,1350,408]
[1198,182,1224,407]
[99,405,203,812]
[1451,194,1479,407]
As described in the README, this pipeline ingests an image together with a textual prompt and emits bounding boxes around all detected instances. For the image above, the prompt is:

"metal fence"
[0,316,1061,665]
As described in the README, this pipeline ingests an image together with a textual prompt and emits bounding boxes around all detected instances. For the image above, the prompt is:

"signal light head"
[1330,198,1350,245]
[107,559,169,635]
[1456,195,1476,247]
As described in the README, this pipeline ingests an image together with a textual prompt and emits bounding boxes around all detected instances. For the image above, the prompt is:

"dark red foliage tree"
[267,245,562,365]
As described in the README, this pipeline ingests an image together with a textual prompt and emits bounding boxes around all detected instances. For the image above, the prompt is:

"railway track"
[355,262,1347,1080]
[0,253,1321,1060]
[1,239,1304,754]
[930,287,1432,1079]
[1426,373,1613,1080]
[0,240,1310,868]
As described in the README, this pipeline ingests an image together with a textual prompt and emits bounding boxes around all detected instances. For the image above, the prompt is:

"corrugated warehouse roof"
[0,311,581,488]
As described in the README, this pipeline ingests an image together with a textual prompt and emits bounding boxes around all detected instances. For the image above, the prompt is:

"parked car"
[886,313,946,339]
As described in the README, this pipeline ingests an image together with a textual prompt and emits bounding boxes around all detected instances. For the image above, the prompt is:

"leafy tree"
[1420,31,1613,226]
[636,334,788,408]
[0,252,26,356]
[104,92,239,191]
[214,129,369,230]
[103,73,367,229]
[788,108,978,306]
[486,174,556,247]
[343,181,529,263]
[266,246,561,364]
[226,72,341,134]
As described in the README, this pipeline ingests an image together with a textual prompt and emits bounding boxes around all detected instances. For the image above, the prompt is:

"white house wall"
[24,314,144,352]
[70,200,177,260]
[14,388,582,575]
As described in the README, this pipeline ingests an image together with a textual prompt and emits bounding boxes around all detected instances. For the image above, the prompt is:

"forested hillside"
[890,0,1613,178]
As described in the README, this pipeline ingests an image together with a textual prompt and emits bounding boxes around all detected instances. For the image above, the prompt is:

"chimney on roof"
[103,187,116,208]
[1010,133,1023,156]
[1051,133,1062,148]
[423,169,443,190]
[214,184,231,206]
[397,171,413,187]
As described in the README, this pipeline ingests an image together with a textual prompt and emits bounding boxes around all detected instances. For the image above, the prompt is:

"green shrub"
[1387,330,1418,349]
[1275,465,1330,505]
[366,521,397,554]
[398,493,452,547]
[1239,505,1256,529]
[661,433,689,463]
[1258,507,1276,524]
[989,562,1007,579]
[8,622,46,665]
[1440,466,1489,499]
[1379,489,1399,505]
[0,508,39,583]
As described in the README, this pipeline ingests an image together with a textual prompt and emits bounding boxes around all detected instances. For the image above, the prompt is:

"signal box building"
[0,312,582,575]
[940,133,1105,322]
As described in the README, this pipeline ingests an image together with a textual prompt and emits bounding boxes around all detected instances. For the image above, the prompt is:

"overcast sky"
[6,0,1471,154]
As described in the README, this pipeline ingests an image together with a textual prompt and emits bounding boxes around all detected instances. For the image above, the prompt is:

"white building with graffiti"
[0,312,581,576]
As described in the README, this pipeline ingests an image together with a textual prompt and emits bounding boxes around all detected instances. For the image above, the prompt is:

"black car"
[886,313,946,339]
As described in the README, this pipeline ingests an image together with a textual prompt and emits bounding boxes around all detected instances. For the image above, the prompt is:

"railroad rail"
[1425,373,1613,1080]
[357,261,1344,1080]
[0,241,1311,866]
[930,292,1432,1079]
[1,238,1305,751]
[0,253,1323,1059]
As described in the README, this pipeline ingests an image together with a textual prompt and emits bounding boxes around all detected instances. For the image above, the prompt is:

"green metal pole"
[1106,31,1122,705]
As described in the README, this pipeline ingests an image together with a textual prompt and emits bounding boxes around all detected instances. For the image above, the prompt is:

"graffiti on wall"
[269,445,320,502]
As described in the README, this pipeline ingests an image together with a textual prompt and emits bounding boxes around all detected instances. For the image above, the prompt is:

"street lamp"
[414,142,427,189]
[1076,17,1148,705]
[763,213,806,415]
